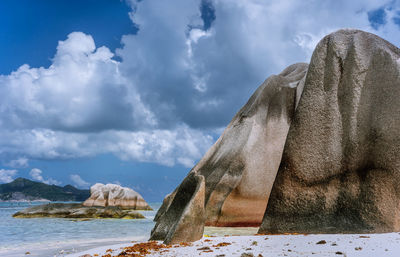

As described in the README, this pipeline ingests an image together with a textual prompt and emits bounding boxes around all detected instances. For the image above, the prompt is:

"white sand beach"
[67,232,400,257]
[0,237,144,257]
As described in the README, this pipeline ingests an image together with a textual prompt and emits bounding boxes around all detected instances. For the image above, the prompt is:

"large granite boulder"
[151,63,308,244]
[259,29,400,234]
[83,183,152,210]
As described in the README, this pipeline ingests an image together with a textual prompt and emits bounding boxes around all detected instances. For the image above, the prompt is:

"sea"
[0,201,161,257]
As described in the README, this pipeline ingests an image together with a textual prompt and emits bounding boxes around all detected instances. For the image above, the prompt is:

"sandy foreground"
[66,232,400,257]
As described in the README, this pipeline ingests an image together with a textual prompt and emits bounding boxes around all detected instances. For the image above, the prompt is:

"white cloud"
[70,174,90,188]
[107,125,214,167]
[0,125,213,168]
[0,32,155,132]
[5,157,29,168]
[29,168,60,185]
[0,169,17,183]
[0,29,214,168]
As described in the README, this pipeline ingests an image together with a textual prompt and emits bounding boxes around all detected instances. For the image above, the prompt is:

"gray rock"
[151,63,308,243]
[13,203,145,219]
[151,173,206,244]
[259,29,400,234]
[83,183,152,210]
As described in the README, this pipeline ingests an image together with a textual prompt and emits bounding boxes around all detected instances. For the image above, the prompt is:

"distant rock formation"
[0,178,89,202]
[83,183,152,210]
[151,63,308,244]
[13,203,145,219]
[259,29,400,234]
[151,29,400,244]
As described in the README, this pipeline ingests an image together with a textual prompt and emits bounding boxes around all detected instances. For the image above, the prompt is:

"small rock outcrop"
[259,29,400,234]
[151,63,308,244]
[13,203,145,219]
[83,183,152,210]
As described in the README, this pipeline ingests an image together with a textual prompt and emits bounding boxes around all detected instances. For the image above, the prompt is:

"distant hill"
[0,178,90,201]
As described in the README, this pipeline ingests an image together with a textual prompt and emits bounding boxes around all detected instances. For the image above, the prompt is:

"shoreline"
[67,232,400,257]
[0,201,161,257]
[0,237,147,257]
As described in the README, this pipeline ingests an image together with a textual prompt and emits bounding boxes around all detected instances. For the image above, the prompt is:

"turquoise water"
[0,202,160,257]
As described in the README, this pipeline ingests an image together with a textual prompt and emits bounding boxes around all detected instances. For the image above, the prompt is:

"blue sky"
[0,0,399,202]
[0,0,138,74]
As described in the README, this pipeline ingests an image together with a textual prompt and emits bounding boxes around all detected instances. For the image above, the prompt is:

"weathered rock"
[151,63,308,243]
[151,173,206,244]
[13,203,145,219]
[83,183,152,210]
[153,191,177,222]
[259,29,400,234]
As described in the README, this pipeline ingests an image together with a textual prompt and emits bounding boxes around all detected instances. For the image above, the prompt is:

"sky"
[0,0,399,202]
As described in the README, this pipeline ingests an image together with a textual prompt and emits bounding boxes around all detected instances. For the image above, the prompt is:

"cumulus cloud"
[0,30,213,167]
[107,125,214,167]
[0,32,155,133]
[5,157,29,168]
[0,125,213,167]
[0,169,17,183]
[29,168,61,185]
[70,174,90,188]
[0,0,399,169]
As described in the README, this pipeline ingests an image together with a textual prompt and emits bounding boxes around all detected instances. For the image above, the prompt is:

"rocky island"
[12,203,145,219]
[13,183,151,219]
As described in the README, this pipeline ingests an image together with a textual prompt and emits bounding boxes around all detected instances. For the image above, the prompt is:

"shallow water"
[0,201,161,256]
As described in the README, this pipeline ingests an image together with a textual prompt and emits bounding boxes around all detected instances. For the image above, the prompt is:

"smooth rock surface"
[152,63,308,243]
[13,203,145,219]
[259,29,400,234]
[83,183,152,210]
